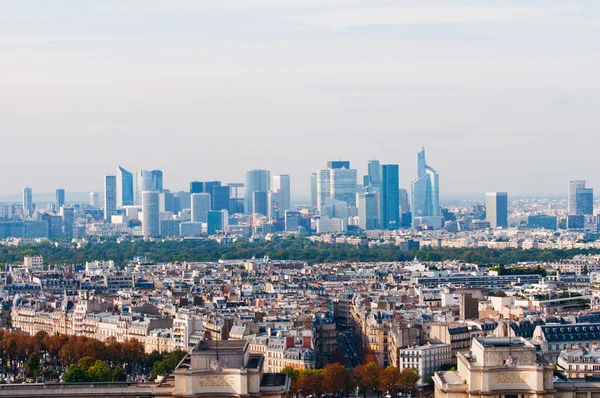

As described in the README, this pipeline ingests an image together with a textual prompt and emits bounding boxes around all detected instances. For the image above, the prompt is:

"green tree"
[63,365,89,383]
[25,354,40,378]
[399,368,420,394]
[87,360,113,382]
[78,356,96,372]
[112,365,126,381]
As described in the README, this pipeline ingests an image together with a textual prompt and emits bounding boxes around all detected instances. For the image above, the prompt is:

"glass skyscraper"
[411,148,440,219]
[568,180,586,215]
[23,187,33,214]
[151,170,163,191]
[244,170,270,214]
[104,175,117,221]
[380,164,400,229]
[55,188,65,210]
[576,188,594,215]
[142,191,160,236]
[117,166,134,207]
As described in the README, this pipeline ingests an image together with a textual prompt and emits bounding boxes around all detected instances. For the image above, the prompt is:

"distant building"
[317,161,357,209]
[380,164,400,229]
[569,180,586,215]
[245,170,270,214]
[460,293,479,320]
[60,206,75,237]
[142,191,160,236]
[272,175,291,212]
[527,214,557,230]
[191,193,211,223]
[212,185,230,211]
[160,219,181,237]
[576,188,594,216]
[89,191,99,208]
[55,188,65,209]
[252,191,269,216]
[23,187,33,215]
[411,147,439,222]
[135,170,153,205]
[207,210,228,235]
[310,173,318,207]
[150,169,163,191]
[180,221,203,236]
[103,175,117,221]
[486,192,508,229]
[117,166,134,207]
[357,192,378,230]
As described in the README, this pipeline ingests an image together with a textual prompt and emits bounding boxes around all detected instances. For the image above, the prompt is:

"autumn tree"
[354,362,381,398]
[399,368,420,394]
[379,366,401,394]
[323,363,350,395]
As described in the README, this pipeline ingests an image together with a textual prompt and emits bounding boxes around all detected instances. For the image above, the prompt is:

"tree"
[298,370,324,397]
[64,365,88,383]
[354,362,381,398]
[362,347,378,365]
[379,366,401,394]
[280,366,300,380]
[112,365,126,382]
[87,360,113,382]
[399,368,420,394]
[78,356,96,372]
[323,363,350,394]
[493,290,507,297]
[25,354,40,378]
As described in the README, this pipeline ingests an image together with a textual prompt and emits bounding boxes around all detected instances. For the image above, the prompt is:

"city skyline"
[2,1,600,196]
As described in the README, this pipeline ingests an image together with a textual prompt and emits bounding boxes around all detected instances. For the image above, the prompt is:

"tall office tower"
[190,181,203,194]
[55,188,65,210]
[568,180,586,215]
[244,170,270,213]
[134,170,153,205]
[159,191,175,213]
[227,183,244,213]
[175,191,192,210]
[212,186,230,211]
[317,161,357,210]
[207,210,228,235]
[43,214,63,239]
[191,193,211,223]
[411,147,440,218]
[60,206,74,237]
[272,175,291,212]
[380,164,400,229]
[117,166,134,207]
[252,191,269,216]
[151,170,163,191]
[399,188,410,213]
[90,192,99,208]
[327,161,350,169]
[486,192,508,229]
[23,187,33,214]
[268,191,282,220]
[310,173,318,207]
[104,176,117,221]
[357,192,378,230]
[142,191,160,236]
[576,188,594,215]
[364,160,381,193]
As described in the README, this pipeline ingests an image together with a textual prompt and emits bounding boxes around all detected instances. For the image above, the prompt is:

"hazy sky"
[2,0,599,197]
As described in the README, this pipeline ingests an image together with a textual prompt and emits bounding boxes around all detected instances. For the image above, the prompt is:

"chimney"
[286,336,295,349]
[303,336,312,348]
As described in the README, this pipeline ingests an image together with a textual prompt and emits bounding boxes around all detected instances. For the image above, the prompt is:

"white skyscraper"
[135,170,153,205]
[142,191,160,236]
[90,192,100,208]
[191,193,211,223]
[272,175,291,212]
[104,176,117,221]
[357,192,378,230]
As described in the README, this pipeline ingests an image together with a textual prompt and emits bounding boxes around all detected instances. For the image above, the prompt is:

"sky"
[1,0,600,198]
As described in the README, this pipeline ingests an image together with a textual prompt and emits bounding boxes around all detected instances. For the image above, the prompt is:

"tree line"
[1,236,598,267]
[281,362,420,398]
[0,330,185,383]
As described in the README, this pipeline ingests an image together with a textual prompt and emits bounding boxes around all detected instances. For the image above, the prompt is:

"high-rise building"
[212,186,230,211]
[207,210,228,235]
[174,191,192,211]
[23,187,33,214]
[160,219,181,237]
[486,192,508,229]
[227,183,244,214]
[399,188,410,214]
[43,214,63,239]
[272,175,291,212]
[142,191,160,236]
[159,191,175,213]
[317,161,357,209]
[104,176,117,221]
[191,193,211,223]
[380,164,400,229]
[252,191,269,216]
[190,181,203,194]
[327,161,350,169]
[357,192,378,230]
[364,160,381,193]
[55,188,65,210]
[117,166,134,207]
[568,180,586,215]
[60,206,74,237]
[310,173,318,207]
[576,188,594,216]
[90,192,99,208]
[151,170,163,191]
[411,148,440,219]
[244,170,270,213]
[135,170,153,205]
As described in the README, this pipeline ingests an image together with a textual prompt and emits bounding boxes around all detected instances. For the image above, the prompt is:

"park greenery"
[1,235,599,268]
[0,329,185,383]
